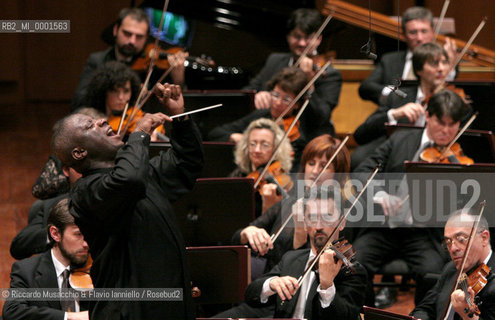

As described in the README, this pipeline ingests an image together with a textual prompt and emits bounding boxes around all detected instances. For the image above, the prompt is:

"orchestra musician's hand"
[298,55,317,81]
[169,51,188,87]
[269,276,299,301]
[389,103,425,123]
[240,226,273,256]
[134,113,169,136]
[153,83,184,116]
[451,287,479,320]
[260,183,282,213]
[254,91,272,110]
[292,199,308,249]
[319,249,343,290]
[229,133,243,144]
[443,37,459,73]
[67,311,89,320]
[374,193,403,217]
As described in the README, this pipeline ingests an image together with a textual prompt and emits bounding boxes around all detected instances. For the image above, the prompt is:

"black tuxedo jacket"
[354,86,418,145]
[244,248,366,319]
[412,254,495,320]
[359,51,407,104]
[3,250,65,320]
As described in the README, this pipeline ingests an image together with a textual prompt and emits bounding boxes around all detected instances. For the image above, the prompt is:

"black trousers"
[353,227,448,305]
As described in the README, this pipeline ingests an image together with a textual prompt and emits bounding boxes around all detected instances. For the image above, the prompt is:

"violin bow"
[116,102,129,136]
[434,0,451,40]
[286,165,381,301]
[121,0,170,138]
[274,60,330,124]
[438,112,477,160]
[269,135,350,244]
[293,13,334,68]
[253,98,310,189]
[442,200,486,320]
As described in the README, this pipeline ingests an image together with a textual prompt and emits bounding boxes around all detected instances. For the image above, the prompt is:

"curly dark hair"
[85,61,141,114]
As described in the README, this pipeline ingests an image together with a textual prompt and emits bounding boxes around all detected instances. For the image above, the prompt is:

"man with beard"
[71,8,186,110]
[3,198,90,320]
[243,186,366,319]
[52,84,203,319]
[412,210,495,320]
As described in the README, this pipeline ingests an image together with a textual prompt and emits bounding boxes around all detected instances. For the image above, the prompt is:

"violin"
[107,107,166,137]
[312,238,357,274]
[69,255,94,291]
[420,142,474,165]
[247,161,294,197]
[131,43,214,72]
[457,263,491,317]
[280,115,300,142]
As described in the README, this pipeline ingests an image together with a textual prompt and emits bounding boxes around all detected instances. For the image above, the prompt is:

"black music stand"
[404,162,495,230]
[181,90,256,139]
[363,306,417,320]
[187,245,250,305]
[173,177,255,246]
[149,141,236,178]
[385,124,495,163]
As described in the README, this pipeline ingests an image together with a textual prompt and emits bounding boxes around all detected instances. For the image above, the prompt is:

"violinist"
[210,67,332,169]
[3,198,90,320]
[230,118,293,216]
[353,42,451,169]
[243,186,366,319]
[242,8,342,135]
[71,8,186,110]
[353,89,470,307]
[359,6,457,105]
[412,211,495,320]
[85,61,165,140]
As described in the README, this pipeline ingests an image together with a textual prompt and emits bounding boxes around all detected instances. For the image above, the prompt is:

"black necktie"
[61,269,76,312]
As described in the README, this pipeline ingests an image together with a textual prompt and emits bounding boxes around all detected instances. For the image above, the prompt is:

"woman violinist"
[209,67,334,169]
[230,118,293,217]
[85,61,165,140]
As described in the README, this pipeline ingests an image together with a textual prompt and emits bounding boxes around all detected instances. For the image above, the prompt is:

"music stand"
[149,141,236,178]
[404,162,495,228]
[363,306,417,320]
[182,90,256,138]
[187,245,250,305]
[173,177,255,246]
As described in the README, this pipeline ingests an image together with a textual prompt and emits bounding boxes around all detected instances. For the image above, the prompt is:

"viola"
[247,161,293,197]
[420,142,474,165]
[458,263,491,317]
[131,43,214,72]
[107,107,166,137]
[69,255,94,291]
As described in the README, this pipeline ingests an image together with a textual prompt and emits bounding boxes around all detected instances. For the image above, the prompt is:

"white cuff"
[379,86,393,105]
[317,283,336,308]
[260,277,277,303]
[387,109,398,124]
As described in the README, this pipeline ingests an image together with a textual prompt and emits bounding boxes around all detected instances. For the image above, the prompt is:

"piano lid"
[139,0,314,36]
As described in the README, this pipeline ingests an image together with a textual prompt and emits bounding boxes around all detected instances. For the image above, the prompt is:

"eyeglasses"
[442,232,481,250]
[248,141,273,151]
[270,91,293,106]
[304,213,338,226]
